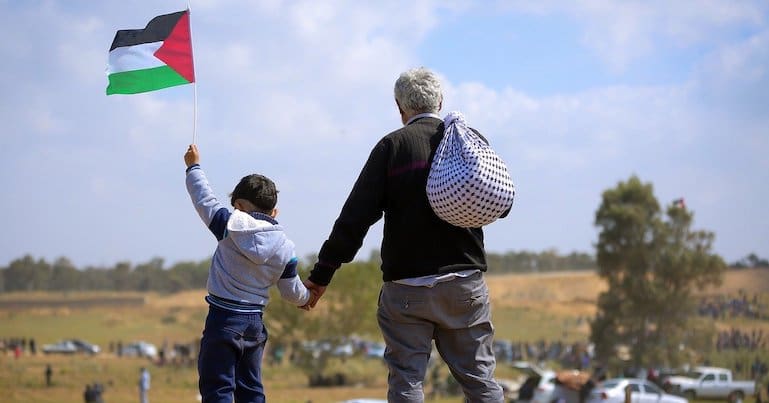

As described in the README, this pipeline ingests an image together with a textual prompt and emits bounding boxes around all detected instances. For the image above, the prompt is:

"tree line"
[0,248,765,294]
[0,249,599,294]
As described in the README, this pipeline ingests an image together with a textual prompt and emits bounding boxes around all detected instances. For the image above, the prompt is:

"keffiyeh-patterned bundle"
[426,111,515,228]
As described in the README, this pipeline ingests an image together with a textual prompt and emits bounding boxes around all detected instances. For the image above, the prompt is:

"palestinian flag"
[106,10,195,95]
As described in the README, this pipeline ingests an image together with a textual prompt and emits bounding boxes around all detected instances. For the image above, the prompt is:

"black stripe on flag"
[109,11,186,51]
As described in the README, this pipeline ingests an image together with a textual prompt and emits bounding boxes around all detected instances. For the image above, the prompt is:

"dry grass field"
[1,268,767,403]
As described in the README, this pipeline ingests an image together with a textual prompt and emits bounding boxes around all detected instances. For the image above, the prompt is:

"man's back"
[379,117,487,280]
[315,116,488,282]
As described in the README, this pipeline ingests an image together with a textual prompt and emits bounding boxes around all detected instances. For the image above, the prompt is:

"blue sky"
[1,1,767,268]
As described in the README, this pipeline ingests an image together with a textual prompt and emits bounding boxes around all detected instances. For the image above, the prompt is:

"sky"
[1,0,767,269]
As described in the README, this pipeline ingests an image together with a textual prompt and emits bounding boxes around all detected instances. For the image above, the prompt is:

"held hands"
[299,279,327,311]
[184,144,200,168]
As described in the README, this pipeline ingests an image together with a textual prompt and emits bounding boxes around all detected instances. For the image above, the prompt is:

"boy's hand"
[184,144,200,167]
[303,280,327,309]
[299,287,323,311]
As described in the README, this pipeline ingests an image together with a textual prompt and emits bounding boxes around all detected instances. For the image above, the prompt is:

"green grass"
[1,305,206,348]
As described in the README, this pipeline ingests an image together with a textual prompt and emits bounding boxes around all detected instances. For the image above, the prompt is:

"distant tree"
[168,259,210,290]
[49,257,80,291]
[133,257,165,291]
[590,176,726,369]
[4,255,51,291]
[486,249,596,273]
[80,266,112,290]
[566,251,596,271]
[110,261,135,291]
[731,253,769,268]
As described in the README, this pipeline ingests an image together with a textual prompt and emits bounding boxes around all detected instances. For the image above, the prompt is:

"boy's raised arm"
[184,144,230,240]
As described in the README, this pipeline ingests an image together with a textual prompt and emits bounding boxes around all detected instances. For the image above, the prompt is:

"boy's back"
[184,145,309,308]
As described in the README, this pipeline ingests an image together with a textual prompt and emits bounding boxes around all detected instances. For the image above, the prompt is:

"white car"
[121,341,158,358]
[513,361,557,403]
[42,339,101,355]
[587,378,688,403]
[42,340,78,354]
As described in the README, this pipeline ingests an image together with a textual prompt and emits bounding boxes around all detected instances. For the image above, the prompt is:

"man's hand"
[301,279,327,310]
[298,287,321,311]
[184,144,200,167]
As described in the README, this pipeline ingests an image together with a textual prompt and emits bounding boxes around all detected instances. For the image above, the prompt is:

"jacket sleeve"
[185,165,231,240]
[309,139,389,285]
[276,257,310,306]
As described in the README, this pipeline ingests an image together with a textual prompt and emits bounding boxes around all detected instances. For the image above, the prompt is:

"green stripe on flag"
[106,65,190,95]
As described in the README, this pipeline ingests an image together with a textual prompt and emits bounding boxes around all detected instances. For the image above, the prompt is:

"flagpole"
[188,1,198,145]
[193,75,198,145]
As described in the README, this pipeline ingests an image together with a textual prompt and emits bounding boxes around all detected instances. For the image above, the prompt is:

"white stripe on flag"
[107,42,165,74]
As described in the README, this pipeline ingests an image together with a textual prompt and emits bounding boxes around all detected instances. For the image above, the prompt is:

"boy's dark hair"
[230,174,278,213]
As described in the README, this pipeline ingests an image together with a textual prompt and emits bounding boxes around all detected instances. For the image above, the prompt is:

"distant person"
[45,363,52,386]
[139,367,150,403]
[83,383,104,403]
[184,144,312,403]
[92,382,105,403]
[303,67,509,401]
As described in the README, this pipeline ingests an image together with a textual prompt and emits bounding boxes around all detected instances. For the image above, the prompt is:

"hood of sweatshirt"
[226,210,285,264]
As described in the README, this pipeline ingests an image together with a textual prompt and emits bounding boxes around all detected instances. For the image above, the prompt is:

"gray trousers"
[377,272,504,403]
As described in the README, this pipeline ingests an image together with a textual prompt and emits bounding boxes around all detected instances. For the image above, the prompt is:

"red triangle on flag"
[154,11,195,83]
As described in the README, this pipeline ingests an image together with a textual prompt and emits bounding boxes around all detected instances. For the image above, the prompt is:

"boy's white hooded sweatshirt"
[185,165,309,308]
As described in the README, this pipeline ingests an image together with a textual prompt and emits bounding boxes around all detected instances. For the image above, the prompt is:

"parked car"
[42,340,78,355]
[42,339,100,355]
[71,339,101,355]
[121,341,158,358]
[364,342,386,359]
[512,361,557,403]
[664,366,755,402]
[587,378,688,403]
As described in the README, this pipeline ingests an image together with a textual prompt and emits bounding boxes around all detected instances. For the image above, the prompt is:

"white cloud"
[499,0,768,72]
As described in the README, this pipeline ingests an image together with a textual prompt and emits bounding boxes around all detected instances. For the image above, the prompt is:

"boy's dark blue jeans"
[198,305,268,403]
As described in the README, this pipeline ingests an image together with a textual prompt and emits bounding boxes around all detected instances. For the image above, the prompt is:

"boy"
[184,144,310,403]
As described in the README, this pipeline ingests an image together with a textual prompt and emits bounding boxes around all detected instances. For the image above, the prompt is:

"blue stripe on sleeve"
[280,257,299,279]
[208,207,230,241]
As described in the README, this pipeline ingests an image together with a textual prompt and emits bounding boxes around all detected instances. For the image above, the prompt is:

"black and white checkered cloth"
[426,111,515,228]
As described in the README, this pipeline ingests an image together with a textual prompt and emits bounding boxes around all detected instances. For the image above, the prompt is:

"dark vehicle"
[71,339,100,354]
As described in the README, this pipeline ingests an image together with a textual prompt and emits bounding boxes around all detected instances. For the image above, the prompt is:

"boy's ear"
[270,207,279,218]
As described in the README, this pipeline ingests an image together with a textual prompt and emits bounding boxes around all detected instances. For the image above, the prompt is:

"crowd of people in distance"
[716,328,766,352]
[698,292,766,320]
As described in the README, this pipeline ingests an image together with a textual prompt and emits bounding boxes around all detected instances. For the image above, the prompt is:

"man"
[305,67,506,402]
[45,363,52,387]
[139,367,150,403]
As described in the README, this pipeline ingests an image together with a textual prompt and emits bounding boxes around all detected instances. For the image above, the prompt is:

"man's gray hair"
[394,67,443,114]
